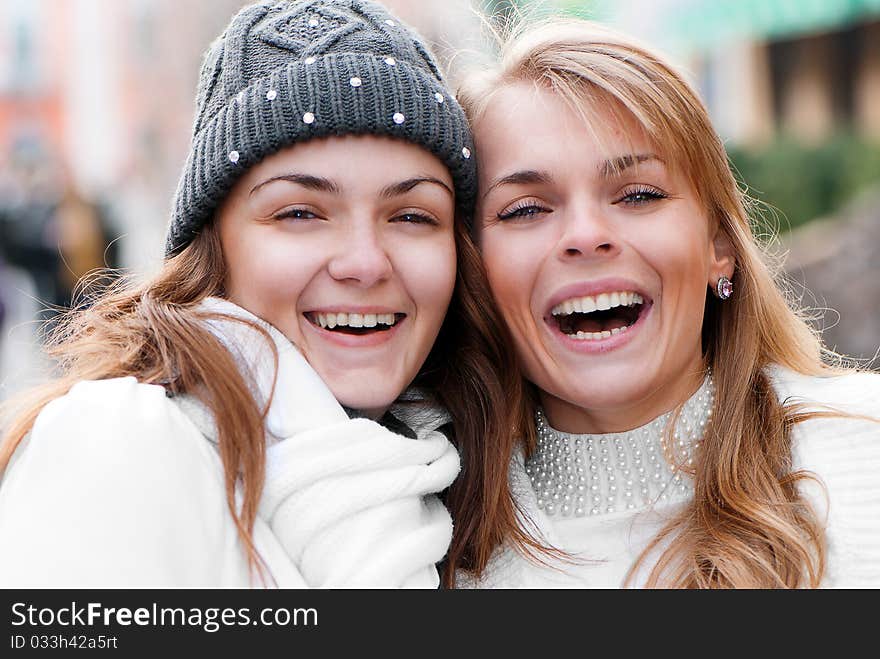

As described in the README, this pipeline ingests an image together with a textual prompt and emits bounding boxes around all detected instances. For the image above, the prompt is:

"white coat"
[0,298,460,587]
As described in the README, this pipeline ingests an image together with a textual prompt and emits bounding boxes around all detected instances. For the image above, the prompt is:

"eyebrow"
[250,174,339,196]
[380,176,454,199]
[482,155,665,201]
[482,170,552,201]
[600,153,663,177]
[249,174,453,199]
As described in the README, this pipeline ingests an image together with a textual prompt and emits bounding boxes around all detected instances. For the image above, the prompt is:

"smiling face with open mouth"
[216,135,457,418]
[475,83,734,433]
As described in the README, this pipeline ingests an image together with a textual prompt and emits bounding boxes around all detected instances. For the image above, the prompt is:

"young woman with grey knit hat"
[0,0,534,588]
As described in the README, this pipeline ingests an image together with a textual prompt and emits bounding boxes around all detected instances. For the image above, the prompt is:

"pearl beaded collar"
[526,372,715,518]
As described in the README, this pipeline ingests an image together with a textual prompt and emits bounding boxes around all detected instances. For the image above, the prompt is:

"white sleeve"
[0,377,237,587]
[259,419,460,588]
[786,371,880,588]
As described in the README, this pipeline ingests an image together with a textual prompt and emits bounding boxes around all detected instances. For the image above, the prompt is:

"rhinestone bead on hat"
[526,371,715,517]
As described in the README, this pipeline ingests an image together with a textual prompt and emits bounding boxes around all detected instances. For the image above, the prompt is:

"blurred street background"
[0,0,878,400]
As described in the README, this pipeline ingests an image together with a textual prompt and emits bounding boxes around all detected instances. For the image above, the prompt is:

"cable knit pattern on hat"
[166,0,476,255]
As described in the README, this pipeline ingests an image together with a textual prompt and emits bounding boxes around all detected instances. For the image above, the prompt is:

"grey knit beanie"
[165,0,476,256]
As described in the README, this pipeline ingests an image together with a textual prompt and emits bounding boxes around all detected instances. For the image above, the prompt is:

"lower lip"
[544,303,653,354]
[303,315,405,348]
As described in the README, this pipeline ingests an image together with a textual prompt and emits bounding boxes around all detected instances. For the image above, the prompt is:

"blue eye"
[616,186,668,206]
[497,202,551,221]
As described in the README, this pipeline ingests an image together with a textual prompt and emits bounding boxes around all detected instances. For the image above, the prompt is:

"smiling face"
[475,83,733,433]
[217,134,457,418]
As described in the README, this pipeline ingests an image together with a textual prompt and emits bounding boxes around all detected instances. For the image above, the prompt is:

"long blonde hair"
[459,17,842,588]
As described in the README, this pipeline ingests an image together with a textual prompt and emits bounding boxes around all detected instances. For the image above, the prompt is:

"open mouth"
[550,291,649,341]
[305,311,406,336]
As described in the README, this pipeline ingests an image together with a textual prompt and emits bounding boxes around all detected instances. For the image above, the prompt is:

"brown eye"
[274,207,319,221]
[390,212,437,226]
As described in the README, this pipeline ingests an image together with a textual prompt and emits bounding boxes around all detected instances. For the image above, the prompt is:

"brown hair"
[458,17,851,587]
[0,213,534,586]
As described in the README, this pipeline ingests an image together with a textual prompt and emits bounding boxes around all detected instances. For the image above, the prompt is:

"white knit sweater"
[458,366,880,588]
[0,298,460,587]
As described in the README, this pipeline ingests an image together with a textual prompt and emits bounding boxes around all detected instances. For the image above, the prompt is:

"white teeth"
[571,325,630,340]
[313,311,399,329]
[550,290,644,316]
[572,331,606,341]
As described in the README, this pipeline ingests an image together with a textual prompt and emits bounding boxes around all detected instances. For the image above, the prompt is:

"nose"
[327,223,393,287]
[557,204,621,260]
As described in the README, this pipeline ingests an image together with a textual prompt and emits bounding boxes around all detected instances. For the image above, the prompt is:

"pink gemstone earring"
[716,276,733,300]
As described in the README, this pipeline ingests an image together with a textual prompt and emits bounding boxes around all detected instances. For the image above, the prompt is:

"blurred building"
[651,0,880,148]
[0,0,249,276]
[504,0,880,147]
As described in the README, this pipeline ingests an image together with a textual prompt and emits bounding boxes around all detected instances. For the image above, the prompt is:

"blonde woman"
[454,18,880,588]
[0,0,525,588]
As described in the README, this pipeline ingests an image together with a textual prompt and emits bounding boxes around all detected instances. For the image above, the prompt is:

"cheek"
[480,229,540,315]
[638,222,712,327]
[224,235,318,319]
[393,234,457,320]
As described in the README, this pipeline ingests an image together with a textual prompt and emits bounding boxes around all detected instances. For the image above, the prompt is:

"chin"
[558,378,654,409]
[333,390,398,417]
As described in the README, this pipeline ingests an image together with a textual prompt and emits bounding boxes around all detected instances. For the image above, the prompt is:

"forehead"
[240,134,452,187]
[474,81,659,176]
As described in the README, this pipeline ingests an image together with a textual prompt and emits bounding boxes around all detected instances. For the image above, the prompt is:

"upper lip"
[543,278,653,317]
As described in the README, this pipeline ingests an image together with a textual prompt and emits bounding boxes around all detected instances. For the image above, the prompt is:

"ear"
[708,223,736,288]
